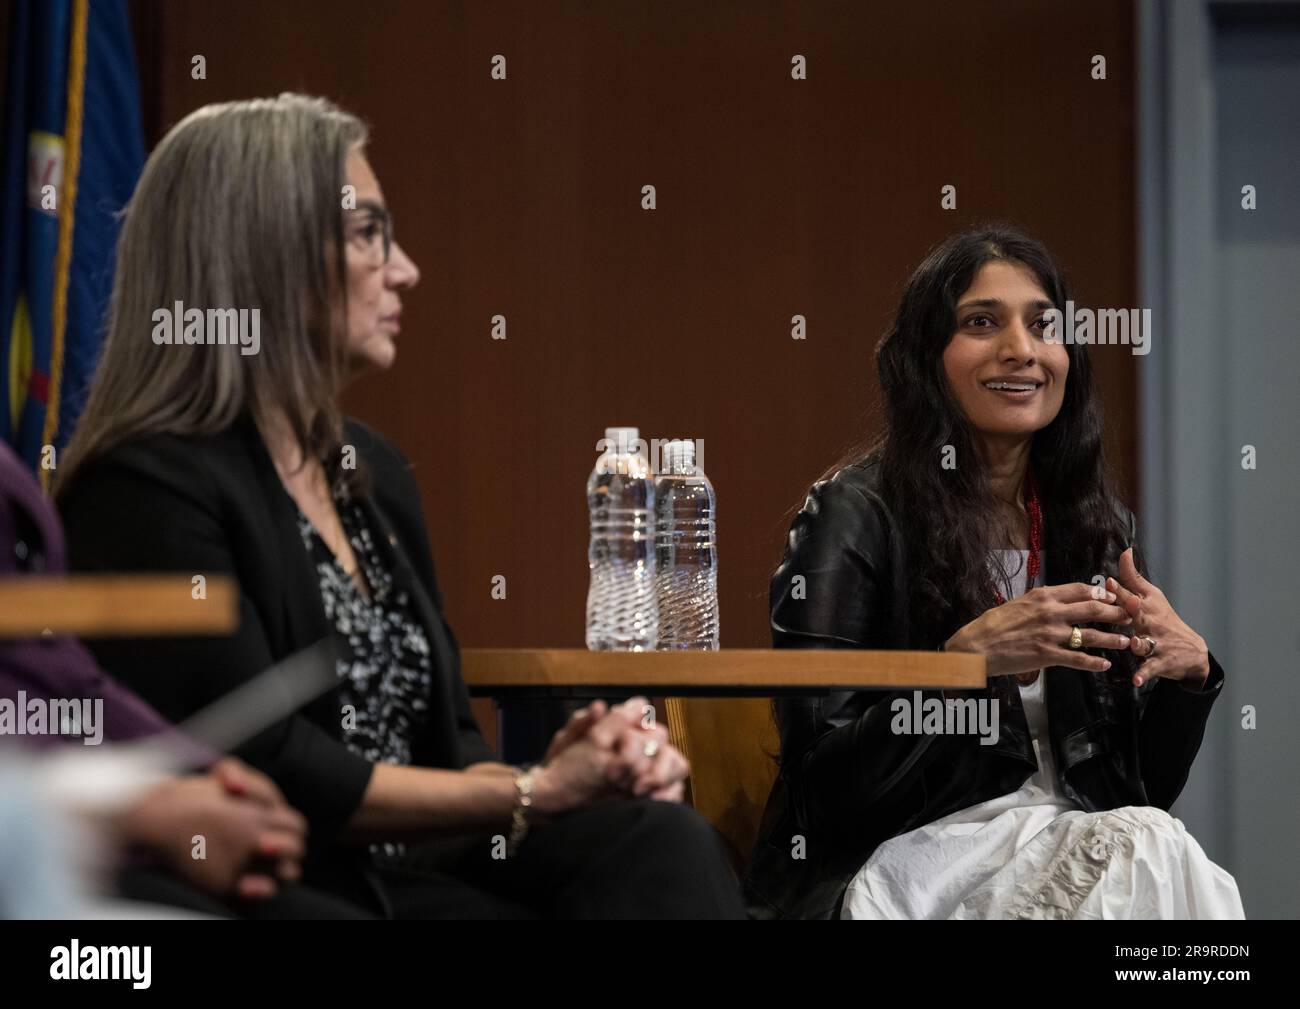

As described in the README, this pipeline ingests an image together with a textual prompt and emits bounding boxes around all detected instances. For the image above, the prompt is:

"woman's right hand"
[117,758,307,900]
[943,582,1135,679]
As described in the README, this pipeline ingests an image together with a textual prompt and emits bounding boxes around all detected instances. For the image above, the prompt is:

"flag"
[1,0,144,478]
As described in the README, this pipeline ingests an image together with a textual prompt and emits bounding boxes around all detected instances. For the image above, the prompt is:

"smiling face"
[941,260,1069,448]
[339,146,420,374]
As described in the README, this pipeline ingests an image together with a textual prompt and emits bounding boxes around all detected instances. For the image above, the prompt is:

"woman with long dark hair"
[745,225,1243,919]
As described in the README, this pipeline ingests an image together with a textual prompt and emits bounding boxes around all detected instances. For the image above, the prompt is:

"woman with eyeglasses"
[56,94,744,919]
[744,226,1244,920]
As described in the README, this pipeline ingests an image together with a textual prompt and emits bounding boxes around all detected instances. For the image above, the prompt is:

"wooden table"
[0,575,237,638]
[460,647,985,697]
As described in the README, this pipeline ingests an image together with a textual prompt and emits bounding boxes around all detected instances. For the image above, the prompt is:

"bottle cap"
[604,427,639,454]
[662,439,696,474]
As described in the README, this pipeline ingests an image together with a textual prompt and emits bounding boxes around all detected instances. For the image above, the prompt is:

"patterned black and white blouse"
[296,481,435,859]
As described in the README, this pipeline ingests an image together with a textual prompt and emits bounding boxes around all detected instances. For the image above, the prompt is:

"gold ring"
[1068,626,1084,649]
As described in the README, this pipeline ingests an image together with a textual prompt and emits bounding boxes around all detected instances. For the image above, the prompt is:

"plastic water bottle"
[586,427,658,651]
[654,439,719,650]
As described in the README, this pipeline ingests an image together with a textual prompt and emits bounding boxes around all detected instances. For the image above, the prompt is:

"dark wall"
[127,0,1138,660]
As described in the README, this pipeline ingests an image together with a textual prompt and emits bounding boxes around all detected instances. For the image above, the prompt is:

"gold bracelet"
[506,770,534,856]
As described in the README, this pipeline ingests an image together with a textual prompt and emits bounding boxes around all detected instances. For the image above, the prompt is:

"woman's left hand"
[1109,548,1211,691]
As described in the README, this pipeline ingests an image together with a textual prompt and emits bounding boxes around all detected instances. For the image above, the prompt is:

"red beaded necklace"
[993,470,1043,686]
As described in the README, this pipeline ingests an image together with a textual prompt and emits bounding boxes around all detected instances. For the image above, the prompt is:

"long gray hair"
[55,93,366,496]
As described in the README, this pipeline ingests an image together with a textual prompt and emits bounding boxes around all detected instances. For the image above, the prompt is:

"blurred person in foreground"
[0,437,371,918]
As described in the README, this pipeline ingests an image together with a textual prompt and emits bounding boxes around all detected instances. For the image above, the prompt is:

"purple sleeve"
[0,636,215,767]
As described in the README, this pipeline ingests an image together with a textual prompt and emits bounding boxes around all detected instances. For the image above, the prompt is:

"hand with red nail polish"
[114,758,308,901]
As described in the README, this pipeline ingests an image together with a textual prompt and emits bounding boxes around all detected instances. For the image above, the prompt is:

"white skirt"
[841,783,1245,920]
[853,564,1248,919]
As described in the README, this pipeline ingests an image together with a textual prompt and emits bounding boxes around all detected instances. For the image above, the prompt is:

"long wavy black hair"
[823,224,1131,647]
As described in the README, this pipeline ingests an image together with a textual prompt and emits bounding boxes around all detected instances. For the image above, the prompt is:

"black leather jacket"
[743,457,1225,919]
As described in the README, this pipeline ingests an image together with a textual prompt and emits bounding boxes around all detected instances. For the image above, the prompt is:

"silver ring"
[1138,635,1157,657]
[642,739,660,759]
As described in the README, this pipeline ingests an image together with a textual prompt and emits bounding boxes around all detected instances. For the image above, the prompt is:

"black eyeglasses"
[345,204,393,265]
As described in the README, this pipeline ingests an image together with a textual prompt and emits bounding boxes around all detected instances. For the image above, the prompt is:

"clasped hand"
[947,547,1210,691]
[530,697,689,815]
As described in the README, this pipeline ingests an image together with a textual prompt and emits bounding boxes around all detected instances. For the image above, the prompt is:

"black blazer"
[57,415,496,861]
[743,456,1226,919]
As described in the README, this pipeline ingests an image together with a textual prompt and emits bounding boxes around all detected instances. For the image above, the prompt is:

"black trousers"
[373,798,746,919]
[119,800,745,920]
[115,867,378,919]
